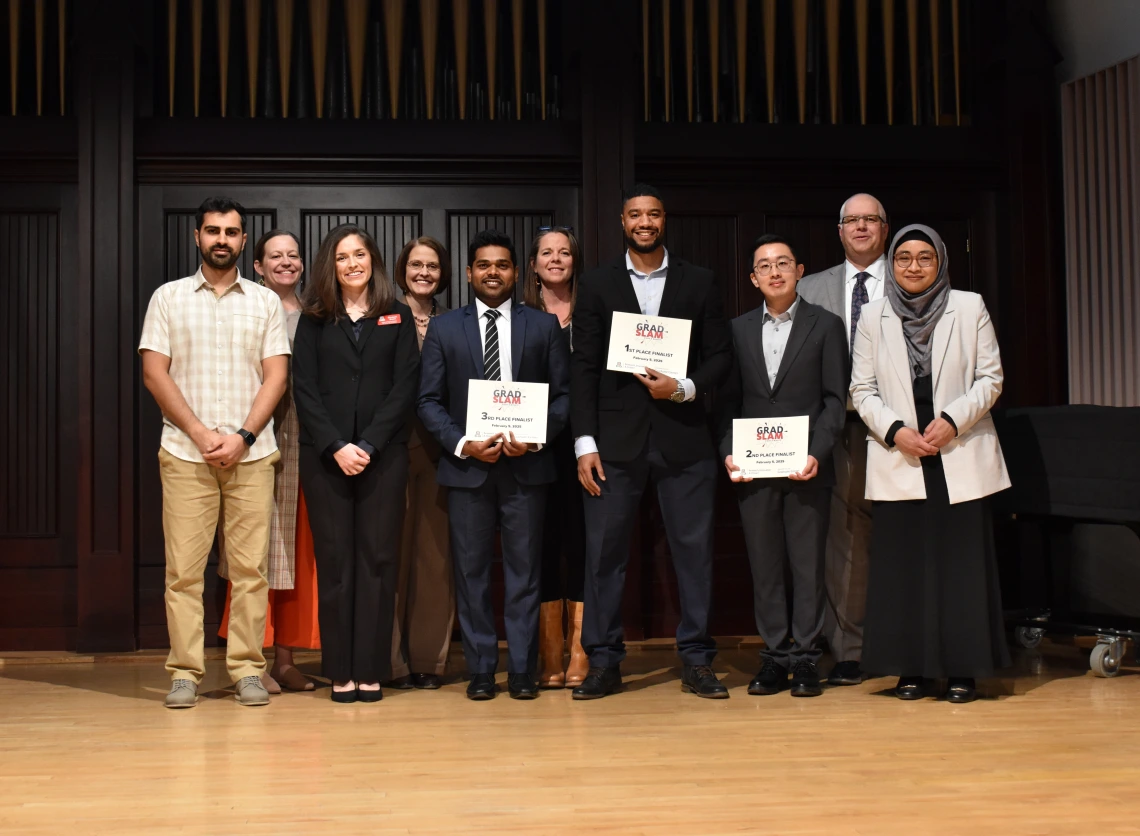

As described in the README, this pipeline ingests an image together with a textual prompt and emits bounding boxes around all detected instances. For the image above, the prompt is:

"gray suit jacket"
[797,263,846,343]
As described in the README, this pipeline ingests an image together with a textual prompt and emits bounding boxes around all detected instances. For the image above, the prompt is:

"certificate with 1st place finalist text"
[731,416,809,478]
[605,311,691,381]
[465,380,549,445]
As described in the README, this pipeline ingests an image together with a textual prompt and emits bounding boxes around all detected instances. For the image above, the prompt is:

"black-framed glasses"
[537,225,575,234]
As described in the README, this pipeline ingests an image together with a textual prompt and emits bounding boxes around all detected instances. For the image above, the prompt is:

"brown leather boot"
[565,600,589,687]
[538,600,566,688]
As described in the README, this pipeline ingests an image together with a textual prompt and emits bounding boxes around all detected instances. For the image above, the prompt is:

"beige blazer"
[850,290,1011,504]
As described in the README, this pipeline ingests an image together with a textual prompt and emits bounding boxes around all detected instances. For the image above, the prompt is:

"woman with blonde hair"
[524,226,589,688]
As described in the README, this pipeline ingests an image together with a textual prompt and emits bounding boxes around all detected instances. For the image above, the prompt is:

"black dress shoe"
[895,676,924,700]
[946,677,977,704]
[681,664,729,699]
[790,660,823,697]
[826,660,864,686]
[466,673,497,700]
[383,675,414,690]
[571,666,622,700]
[330,687,358,704]
[357,686,383,703]
[747,658,788,696]
[507,672,539,700]
[411,673,443,690]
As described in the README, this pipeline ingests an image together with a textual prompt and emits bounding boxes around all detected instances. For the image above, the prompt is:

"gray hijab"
[885,224,951,379]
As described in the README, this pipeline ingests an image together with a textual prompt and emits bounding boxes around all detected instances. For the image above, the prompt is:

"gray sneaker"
[164,679,198,709]
[235,674,270,706]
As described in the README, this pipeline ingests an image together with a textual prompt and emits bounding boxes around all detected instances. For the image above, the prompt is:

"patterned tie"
[482,309,501,381]
[850,272,870,351]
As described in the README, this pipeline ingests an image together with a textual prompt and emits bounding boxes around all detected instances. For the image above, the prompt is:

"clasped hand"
[195,428,247,470]
[894,417,956,457]
[462,432,531,463]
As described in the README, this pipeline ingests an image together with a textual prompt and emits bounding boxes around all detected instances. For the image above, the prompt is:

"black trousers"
[737,482,831,667]
[448,463,547,675]
[300,442,408,683]
[540,427,585,602]
[581,436,718,668]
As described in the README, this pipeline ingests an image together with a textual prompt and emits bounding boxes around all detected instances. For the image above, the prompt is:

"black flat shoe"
[466,673,497,700]
[383,675,414,690]
[411,673,443,690]
[790,660,823,697]
[747,658,788,696]
[357,685,383,703]
[571,666,622,700]
[330,687,358,704]
[895,676,924,700]
[508,672,539,699]
[826,660,864,686]
[946,677,977,704]
[681,664,729,699]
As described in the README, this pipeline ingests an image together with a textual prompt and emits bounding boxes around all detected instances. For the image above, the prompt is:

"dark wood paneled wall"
[0,0,1066,651]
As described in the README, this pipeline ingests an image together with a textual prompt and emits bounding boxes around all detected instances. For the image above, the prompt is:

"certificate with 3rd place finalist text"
[605,311,692,381]
[732,416,809,478]
[465,380,549,445]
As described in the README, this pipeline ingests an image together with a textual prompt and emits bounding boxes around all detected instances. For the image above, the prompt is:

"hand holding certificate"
[605,311,691,381]
[466,380,549,445]
[730,416,810,479]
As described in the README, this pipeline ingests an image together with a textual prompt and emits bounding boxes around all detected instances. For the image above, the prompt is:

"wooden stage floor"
[2,640,1139,835]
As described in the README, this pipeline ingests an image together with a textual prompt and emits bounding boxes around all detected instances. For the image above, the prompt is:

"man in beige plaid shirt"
[139,197,291,709]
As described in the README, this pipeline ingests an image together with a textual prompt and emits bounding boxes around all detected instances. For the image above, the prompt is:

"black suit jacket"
[571,255,732,465]
[717,297,848,488]
[293,300,421,454]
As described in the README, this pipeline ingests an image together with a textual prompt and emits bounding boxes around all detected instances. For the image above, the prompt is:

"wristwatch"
[668,383,686,403]
[237,428,257,447]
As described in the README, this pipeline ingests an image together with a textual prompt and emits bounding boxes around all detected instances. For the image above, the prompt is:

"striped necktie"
[483,309,501,381]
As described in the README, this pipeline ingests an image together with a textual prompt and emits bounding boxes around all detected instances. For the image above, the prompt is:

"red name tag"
[377,314,402,326]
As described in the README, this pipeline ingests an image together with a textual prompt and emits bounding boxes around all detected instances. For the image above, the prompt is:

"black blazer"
[293,300,421,455]
[717,297,848,488]
[416,302,571,488]
[571,255,732,465]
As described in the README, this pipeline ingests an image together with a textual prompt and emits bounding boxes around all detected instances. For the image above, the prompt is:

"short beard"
[202,246,241,271]
[623,232,662,255]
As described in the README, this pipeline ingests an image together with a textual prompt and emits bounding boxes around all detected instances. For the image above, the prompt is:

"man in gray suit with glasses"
[796,193,890,687]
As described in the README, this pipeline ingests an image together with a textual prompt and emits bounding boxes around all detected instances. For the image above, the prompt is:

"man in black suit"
[719,234,847,697]
[571,183,733,700]
[417,229,571,700]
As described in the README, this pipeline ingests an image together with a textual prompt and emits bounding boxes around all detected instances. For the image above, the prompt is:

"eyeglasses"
[753,259,797,276]
[840,215,884,226]
[537,225,575,234]
[893,252,937,268]
[408,260,441,274]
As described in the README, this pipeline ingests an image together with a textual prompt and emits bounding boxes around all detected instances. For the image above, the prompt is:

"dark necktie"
[483,309,501,381]
[850,272,870,351]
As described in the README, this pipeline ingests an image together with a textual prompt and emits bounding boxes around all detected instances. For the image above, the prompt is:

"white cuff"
[454,436,469,459]
[574,435,599,459]
[680,378,696,402]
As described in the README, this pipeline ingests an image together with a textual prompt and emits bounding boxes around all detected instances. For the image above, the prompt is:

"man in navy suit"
[417,229,571,700]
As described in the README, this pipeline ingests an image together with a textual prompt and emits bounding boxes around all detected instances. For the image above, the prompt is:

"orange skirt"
[220,490,321,650]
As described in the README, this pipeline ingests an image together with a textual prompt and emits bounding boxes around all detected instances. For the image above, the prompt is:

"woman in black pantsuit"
[293,223,420,702]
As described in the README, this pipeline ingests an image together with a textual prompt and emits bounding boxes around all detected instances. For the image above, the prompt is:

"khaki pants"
[159,447,278,684]
[391,442,454,678]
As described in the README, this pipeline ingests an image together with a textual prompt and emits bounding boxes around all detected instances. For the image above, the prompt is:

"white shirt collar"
[763,294,800,323]
[475,296,513,321]
[193,267,246,294]
[844,253,887,285]
[625,248,670,279]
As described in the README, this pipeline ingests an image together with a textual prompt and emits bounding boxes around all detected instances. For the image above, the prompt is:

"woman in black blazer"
[293,223,420,702]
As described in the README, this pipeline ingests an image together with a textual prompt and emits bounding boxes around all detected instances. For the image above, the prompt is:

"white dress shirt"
[843,254,887,335]
[573,249,696,459]
[761,296,800,388]
[456,298,538,458]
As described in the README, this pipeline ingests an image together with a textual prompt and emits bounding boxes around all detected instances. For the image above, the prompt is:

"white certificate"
[731,416,810,479]
[465,380,549,444]
[605,311,691,381]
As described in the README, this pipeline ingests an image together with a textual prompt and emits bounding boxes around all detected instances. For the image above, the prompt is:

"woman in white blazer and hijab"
[851,224,1011,704]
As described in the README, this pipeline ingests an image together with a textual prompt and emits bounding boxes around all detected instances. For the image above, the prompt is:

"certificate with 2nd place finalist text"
[465,380,549,445]
[731,416,809,478]
[605,311,692,381]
